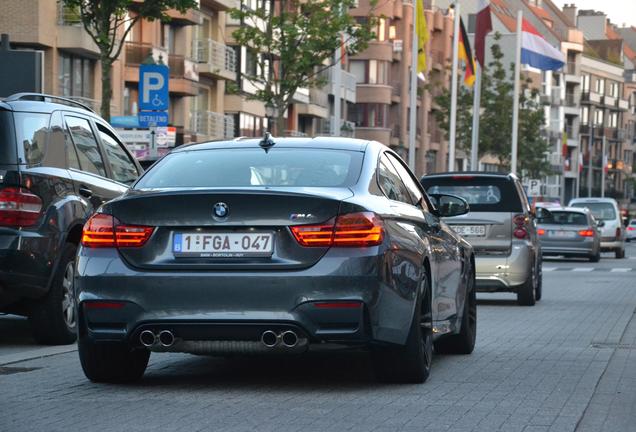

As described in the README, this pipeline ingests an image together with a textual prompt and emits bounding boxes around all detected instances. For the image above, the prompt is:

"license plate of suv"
[173,232,274,257]
[451,225,486,237]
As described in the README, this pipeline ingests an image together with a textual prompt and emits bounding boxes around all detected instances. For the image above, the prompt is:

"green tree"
[230,0,376,134]
[431,32,552,178]
[61,0,197,120]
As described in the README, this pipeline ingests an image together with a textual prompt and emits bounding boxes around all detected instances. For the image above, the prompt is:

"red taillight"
[513,214,527,226]
[578,230,595,237]
[537,228,545,236]
[83,301,126,310]
[291,212,384,248]
[452,175,474,180]
[513,228,528,239]
[513,214,528,239]
[0,187,43,227]
[627,227,635,231]
[81,213,154,248]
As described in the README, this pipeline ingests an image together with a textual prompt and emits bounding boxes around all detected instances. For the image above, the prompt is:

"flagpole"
[601,134,606,197]
[333,40,342,136]
[448,3,461,172]
[408,0,418,171]
[511,10,522,175]
[470,63,481,170]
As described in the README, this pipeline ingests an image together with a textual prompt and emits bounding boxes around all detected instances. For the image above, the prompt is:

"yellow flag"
[416,0,429,74]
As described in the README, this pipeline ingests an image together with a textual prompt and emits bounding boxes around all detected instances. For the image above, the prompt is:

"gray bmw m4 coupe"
[75,136,476,384]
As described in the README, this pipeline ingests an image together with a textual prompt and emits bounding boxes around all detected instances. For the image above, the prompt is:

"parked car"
[568,197,626,258]
[75,136,476,384]
[0,93,142,344]
[626,219,636,242]
[421,172,542,306]
[536,207,601,262]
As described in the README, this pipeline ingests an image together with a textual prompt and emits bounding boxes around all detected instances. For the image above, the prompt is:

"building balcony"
[564,92,579,107]
[193,38,237,81]
[354,127,391,145]
[165,8,201,25]
[356,84,392,105]
[581,91,602,104]
[322,117,355,137]
[297,89,329,119]
[603,95,616,106]
[353,41,392,62]
[191,111,235,140]
[56,4,99,57]
[200,0,239,11]
[168,54,199,96]
[321,68,356,104]
[616,98,629,111]
[283,130,308,137]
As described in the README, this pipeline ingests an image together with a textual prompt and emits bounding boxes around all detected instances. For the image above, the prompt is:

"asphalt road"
[1,243,635,432]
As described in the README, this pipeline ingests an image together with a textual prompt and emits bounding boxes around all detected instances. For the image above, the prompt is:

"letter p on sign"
[138,64,169,111]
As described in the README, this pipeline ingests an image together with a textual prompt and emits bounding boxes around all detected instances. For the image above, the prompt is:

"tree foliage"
[431,32,552,178]
[61,0,197,120]
[230,0,376,134]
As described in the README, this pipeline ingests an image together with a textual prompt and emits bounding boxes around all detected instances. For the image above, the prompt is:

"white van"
[568,197,626,258]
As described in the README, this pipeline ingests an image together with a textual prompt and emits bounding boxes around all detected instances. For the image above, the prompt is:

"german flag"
[458,17,476,87]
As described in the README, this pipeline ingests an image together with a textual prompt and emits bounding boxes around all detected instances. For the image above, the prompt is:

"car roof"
[422,171,517,180]
[569,197,618,204]
[173,136,373,153]
[1,93,99,118]
[546,206,590,214]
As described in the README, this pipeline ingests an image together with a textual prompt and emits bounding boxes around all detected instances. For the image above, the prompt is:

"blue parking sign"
[139,64,169,111]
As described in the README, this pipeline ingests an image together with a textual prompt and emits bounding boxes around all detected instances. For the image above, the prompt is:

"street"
[1,244,635,432]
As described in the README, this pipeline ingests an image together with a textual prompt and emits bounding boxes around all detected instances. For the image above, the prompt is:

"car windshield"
[543,211,588,226]
[135,148,363,189]
[570,202,616,221]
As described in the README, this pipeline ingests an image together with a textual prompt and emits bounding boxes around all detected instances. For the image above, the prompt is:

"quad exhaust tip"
[281,330,298,348]
[261,330,279,348]
[158,330,175,347]
[140,330,156,347]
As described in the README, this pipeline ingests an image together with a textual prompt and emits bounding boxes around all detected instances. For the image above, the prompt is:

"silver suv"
[568,197,626,258]
[421,173,541,306]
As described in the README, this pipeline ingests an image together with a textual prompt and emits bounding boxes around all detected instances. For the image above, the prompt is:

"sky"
[552,1,636,28]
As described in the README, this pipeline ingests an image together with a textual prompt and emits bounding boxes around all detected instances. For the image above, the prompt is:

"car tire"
[615,247,625,259]
[372,270,433,384]
[535,260,543,301]
[434,262,476,355]
[30,243,78,345]
[517,261,536,306]
[590,249,601,262]
[79,338,150,383]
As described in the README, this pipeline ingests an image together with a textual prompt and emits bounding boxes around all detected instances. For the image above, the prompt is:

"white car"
[627,219,636,242]
[568,198,626,258]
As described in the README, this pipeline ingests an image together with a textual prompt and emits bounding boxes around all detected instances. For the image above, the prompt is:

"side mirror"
[596,220,605,228]
[429,193,469,217]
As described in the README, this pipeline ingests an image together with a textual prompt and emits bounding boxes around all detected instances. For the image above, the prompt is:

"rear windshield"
[570,202,616,220]
[421,176,523,212]
[135,148,363,189]
[543,211,588,225]
[0,110,17,164]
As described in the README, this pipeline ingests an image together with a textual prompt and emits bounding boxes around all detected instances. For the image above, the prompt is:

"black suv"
[0,93,142,344]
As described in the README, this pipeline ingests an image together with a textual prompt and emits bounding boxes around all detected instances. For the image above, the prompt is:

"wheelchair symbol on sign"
[151,94,164,108]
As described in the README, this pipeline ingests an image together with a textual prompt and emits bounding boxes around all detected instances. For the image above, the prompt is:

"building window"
[349,60,388,85]
[594,109,604,126]
[376,18,388,42]
[581,106,589,124]
[581,74,590,92]
[609,82,619,98]
[58,52,94,99]
[349,103,388,128]
[609,112,618,128]
[595,78,605,95]
[238,113,264,137]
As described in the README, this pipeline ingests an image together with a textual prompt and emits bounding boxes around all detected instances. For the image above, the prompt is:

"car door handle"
[79,187,93,198]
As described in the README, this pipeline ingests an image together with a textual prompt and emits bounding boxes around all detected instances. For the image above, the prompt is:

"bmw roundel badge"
[213,202,229,218]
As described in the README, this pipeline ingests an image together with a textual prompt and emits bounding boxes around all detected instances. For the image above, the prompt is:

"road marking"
[573,268,594,272]
[610,268,632,272]
[543,267,557,272]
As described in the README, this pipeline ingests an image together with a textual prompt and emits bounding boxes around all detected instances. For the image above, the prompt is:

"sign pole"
[150,127,157,159]
[448,3,461,172]
[511,10,522,175]
[408,0,418,172]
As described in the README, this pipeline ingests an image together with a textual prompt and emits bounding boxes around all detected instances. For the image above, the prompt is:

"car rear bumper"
[474,243,534,292]
[540,238,597,256]
[0,231,55,308]
[75,247,420,348]
[600,240,623,251]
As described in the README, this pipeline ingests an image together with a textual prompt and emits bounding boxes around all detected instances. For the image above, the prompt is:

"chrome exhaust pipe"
[281,330,298,348]
[140,330,156,347]
[158,330,175,347]
[261,330,279,348]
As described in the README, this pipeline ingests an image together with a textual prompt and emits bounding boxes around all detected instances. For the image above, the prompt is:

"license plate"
[549,230,576,238]
[451,225,486,237]
[173,232,274,257]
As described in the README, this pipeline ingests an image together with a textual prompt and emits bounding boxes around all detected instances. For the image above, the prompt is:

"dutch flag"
[521,19,565,71]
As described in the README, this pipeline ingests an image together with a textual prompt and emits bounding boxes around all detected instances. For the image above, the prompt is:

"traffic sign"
[138,64,169,111]
[138,111,168,128]
[527,179,542,197]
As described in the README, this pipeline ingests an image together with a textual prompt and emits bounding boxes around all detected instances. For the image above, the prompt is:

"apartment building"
[576,9,632,200]
[0,1,103,108]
